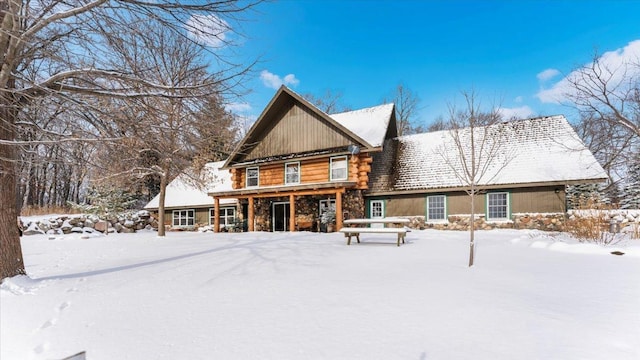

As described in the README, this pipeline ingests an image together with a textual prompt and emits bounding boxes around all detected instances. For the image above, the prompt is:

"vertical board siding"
[511,187,565,213]
[244,102,353,161]
[377,186,565,218]
[383,195,426,216]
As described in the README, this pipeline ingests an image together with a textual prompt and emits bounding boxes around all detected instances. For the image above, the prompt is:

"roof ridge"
[329,102,394,116]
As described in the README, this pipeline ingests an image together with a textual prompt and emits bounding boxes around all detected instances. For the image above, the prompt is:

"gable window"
[173,209,195,227]
[487,192,509,220]
[246,167,259,187]
[330,156,348,181]
[285,162,300,185]
[427,195,446,221]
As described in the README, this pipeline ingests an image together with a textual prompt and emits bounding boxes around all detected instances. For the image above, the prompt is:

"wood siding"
[231,154,373,190]
[243,102,354,161]
[376,186,566,218]
[162,208,210,226]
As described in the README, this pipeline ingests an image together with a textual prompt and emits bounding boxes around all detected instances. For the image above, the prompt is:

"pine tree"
[620,154,640,209]
[566,183,608,209]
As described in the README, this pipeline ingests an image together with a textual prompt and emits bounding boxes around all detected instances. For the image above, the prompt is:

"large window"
[210,207,236,230]
[173,209,195,227]
[246,167,259,187]
[427,195,446,221]
[330,156,348,181]
[285,162,300,185]
[487,192,509,220]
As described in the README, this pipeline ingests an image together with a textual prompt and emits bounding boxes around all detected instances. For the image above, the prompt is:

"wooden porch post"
[214,197,220,233]
[336,190,343,230]
[289,194,296,231]
[248,196,255,231]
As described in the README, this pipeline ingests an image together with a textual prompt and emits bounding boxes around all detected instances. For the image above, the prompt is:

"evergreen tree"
[620,154,640,209]
[566,183,609,209]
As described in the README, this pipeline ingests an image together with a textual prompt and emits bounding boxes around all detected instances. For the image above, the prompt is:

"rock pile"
[21,210,157,236]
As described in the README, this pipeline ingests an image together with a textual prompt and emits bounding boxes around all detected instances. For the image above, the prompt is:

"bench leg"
[355,234,360,244]
[347,234,351,245]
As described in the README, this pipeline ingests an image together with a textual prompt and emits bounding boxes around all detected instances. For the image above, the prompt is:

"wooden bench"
[339,227,408,246]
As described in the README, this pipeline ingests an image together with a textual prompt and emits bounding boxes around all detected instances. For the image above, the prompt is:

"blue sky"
[224,0,640,128]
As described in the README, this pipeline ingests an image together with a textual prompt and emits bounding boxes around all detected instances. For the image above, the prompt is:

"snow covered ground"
[2,228,639,360]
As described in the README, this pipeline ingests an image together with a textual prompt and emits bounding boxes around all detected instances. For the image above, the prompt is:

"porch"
[210,182,365,233]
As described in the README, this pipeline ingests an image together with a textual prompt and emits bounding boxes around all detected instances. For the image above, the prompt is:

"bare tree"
[91,22,240,236]
[1,0,258,280]
[566,52,640,138]
[302,89,351,114]
[426,115,450,132]
[436,91,515,267]
[574,113,637,205]
[385,83,423,136]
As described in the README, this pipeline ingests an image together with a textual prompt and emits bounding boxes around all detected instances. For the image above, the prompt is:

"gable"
[241,100,358,162]
[225,86,376,167]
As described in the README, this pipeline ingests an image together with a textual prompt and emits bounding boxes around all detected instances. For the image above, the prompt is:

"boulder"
[94,221,109,233]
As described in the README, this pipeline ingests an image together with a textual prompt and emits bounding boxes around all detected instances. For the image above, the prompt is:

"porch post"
[248,196,255,231]
[336,190,343,230]
[214,197,220,233]
[289,194,296,232]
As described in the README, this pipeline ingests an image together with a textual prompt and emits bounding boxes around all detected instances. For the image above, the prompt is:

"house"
[208,86,607,232]
[368,116,608,229]
[144,160,240,231]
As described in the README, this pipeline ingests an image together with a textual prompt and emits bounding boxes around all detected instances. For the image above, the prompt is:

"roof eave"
[366,178,608,197]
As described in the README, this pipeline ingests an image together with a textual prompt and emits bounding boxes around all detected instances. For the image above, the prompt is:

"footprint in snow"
[40,318,57,329]
[57,301,70,312]
[33,342,49,354]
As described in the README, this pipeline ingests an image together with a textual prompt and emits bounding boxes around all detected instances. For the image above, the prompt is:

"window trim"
[246,166,259,188]
[210,207,236,229]
[319,199,336,217]
[486,192,510,221]
[172,209,195,227]
[330,156,348,181]
[284,161,301,185]
[426,195,447,222]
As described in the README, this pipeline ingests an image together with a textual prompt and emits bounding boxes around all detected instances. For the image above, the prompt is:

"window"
[487,192,509,220]
[319,199,336,216]
[330,156,348,181]
[246,167,259,187]
[210,207,236,230]
[285,162,300,185]
[427,195,446,221]
[370,200,384,218]
[173,209,195,227]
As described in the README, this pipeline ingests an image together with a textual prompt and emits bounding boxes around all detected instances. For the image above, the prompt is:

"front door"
[369,200,384,228]
[272,202,290,232]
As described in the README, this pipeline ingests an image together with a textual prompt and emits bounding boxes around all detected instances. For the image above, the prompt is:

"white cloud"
[225,102,252,113]
[498,105,535,120]
[514,96,523,103]
[260,70,299,89]
[536,68,561,82]
[186,14,229,48]
[537,40,640,104]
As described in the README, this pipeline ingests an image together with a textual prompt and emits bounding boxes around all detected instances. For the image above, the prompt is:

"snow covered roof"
[330,103,395,148]
[144,161,236,210]
[369,115,608,193]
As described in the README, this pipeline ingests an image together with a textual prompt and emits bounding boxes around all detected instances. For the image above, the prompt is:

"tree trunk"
[469,186,475,267]
[1,93,26,280]
[157,173,168,237]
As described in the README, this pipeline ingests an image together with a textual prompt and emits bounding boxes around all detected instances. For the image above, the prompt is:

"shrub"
[564,197,621,245]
